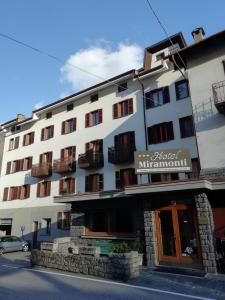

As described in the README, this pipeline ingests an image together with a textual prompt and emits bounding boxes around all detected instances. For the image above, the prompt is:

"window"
[61,118,76,134]
[186,158,200,179]
[156,52,165,61]
[86,139,103,153]
[59,177,75,195]
[8,136,19,150]
[113,98,133,119]
[23,132,35,146]
[40,152,52,164]
[145,86,170,109]
[85,208,134,236]
[67,103,74,111]
[37,181,51,197]
[85,174,103,192]
[57,212,71,230]
[114,131,136,149]
[61,146,76,160]
[118,82,127,93]
[11,126,15,132]
[179,116,195,138]
[151,173,179,183]
[7,157,32,174]
[115,168,137,189]
[16,126,21,131]
[41,125,54,141]
[46,112,52,119]
[175,80,189,100]
[148,121,174,144]
[4,184,30,201]
[90,94,98,102]
[85,109,102,127]
[40,218,51,236]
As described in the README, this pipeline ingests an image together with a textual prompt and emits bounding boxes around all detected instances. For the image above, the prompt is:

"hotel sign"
[135,149,192,174]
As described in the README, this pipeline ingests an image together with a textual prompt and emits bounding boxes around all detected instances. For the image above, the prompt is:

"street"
[0,252,224,300]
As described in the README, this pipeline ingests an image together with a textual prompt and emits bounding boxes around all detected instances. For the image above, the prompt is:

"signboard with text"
[134,149,192,174]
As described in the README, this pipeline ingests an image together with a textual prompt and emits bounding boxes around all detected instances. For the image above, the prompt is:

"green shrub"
[112,242,130,253]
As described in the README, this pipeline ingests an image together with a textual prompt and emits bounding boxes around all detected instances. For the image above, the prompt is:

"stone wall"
[143,202,157,267]
[195,193,217,274]
[31,250,140,281]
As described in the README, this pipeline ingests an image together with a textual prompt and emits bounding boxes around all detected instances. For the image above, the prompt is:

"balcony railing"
[78,150,104,169]
[53,158,76,174]
[212,80,225,114]
[108,145,135,164]
[31,162,52,178]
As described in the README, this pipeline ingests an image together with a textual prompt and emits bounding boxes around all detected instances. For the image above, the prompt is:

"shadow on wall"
[193,97,225,132]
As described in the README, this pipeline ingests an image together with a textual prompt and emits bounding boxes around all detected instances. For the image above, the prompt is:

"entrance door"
[155,204,200,264]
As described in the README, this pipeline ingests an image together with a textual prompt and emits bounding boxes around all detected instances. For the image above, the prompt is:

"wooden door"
[155,204,200,264]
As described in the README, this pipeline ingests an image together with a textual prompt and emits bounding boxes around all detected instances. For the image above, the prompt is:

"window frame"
[148,121,174,144]
[113,98,133,119]
[175,79,189,100]
[179,115,195,138]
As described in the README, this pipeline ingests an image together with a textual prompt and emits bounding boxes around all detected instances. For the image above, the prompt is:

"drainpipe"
[135,70,151,184]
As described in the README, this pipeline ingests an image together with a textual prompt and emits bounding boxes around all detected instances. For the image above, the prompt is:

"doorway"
[155,204,201,265]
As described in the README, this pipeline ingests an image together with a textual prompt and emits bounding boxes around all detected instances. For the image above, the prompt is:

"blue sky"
[0,0,224,123]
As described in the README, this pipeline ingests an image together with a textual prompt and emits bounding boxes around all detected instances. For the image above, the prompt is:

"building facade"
[0,29,224,274]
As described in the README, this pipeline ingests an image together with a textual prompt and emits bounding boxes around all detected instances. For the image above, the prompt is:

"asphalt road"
[0,252,223,300]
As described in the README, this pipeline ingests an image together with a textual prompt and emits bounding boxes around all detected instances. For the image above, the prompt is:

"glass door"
[155,204,200,264]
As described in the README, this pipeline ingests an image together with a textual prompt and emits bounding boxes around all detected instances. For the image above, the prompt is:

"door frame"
[155,203,201,264]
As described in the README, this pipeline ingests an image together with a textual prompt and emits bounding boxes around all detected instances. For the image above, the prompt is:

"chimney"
[17,113,26,122]
[191,27,205,43]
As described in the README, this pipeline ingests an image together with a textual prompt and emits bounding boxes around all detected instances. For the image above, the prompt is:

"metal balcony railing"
[31,162,52,178]
[212,80,225,113]
[53,158,76,174]
[108,145,135,164]
[78,150,104,169]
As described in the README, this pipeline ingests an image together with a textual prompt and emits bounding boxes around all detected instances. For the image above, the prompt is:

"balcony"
[78,150,104,169]
[31,163,52,178]
[53,158,76,174]
[108,145,135,164]
[212,80,225,114]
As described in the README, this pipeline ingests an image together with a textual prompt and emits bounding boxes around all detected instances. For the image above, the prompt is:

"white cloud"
[34,101,44,110]
[60,42,143,91]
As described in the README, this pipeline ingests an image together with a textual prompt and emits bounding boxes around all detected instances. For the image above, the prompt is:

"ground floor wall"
[0,203,71,246]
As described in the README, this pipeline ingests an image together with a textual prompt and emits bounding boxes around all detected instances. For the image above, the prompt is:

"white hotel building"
[1,29,225,274]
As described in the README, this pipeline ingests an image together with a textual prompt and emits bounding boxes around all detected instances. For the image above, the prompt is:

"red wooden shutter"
[48,152,53,164]
[23,135,26,146]
[85,142,90,152]
[57,212,63,229]
[98,109,103,123]
[3,187,8,201]
[85,113,90,127]
[15,136,20,149]
[51,126,54,138]
[28,157,33,169]
[85,176,90,192]
[37,183,41,197]
[61,148,65,160]
[163,86,170,103]
[59,179,64,195]
[61,121,66,135]
[98,139,103,152]
[168,122,174,140]
[47,181,51,196]
[72,146,76,159]
[131,168,137,185]
[31,132,35,144]
[98,174,103,191]
[71,177,75,193]
[128,99,133,114]
[113,103,118,119]
[63,212,70,229]
[17,186,21,199]
[148,127,154,144]
[73,118,76,131]
[145,91,153,109]
[41,128,45,141]
[115,171,121,189]
[6,162,11,174]
[26,185,31,199]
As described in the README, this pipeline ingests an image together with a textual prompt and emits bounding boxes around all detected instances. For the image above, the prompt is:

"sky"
[0,0,224,123]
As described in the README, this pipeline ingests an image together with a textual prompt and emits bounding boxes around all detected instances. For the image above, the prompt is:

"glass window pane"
[159,211,176,256]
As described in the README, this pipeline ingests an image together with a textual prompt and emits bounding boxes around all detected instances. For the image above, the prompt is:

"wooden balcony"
[78,150,104,169]
[108,145,135,164]
[53,158,76,174]
[212,80,225,114]
[31,163,52,178]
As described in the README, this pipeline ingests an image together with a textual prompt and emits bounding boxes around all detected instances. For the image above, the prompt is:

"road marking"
[0,264,217,300]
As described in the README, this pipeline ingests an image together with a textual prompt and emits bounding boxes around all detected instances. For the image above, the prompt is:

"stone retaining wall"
[31,250,140,281]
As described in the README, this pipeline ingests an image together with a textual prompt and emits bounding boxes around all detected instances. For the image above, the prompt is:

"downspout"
[135,70,151,184]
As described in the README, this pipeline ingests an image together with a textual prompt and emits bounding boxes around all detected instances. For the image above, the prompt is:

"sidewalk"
[128,267,225,300]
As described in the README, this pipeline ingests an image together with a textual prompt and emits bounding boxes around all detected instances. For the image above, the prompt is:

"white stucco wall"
[187,48,225,169]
